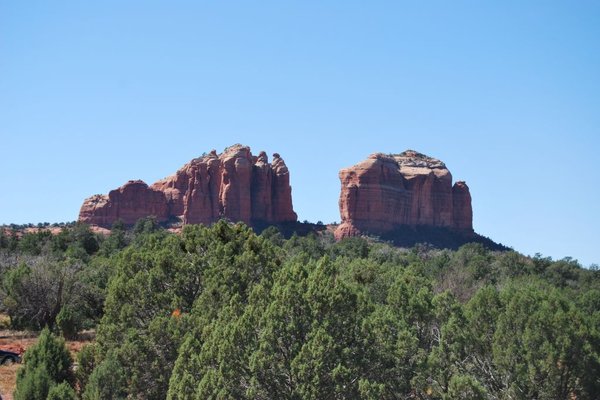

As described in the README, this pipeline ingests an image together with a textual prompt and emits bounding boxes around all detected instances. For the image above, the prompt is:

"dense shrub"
[1,260,89,330]
[75,344,97,395]
[82,352,128,400]
[55,306,82,340]
[47,382,77,400]
[14,328,74,400]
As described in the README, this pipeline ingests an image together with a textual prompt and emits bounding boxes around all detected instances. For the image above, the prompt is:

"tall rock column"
[452,181,473,232]
[251,151,273,222]
[271,153,298,223]
[218,145,253,224]
[182,155,218,224]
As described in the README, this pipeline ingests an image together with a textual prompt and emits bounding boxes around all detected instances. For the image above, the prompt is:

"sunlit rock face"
[79,144,297,227]
[335,150,473,239]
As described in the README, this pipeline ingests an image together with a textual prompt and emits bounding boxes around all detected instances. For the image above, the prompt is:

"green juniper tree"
[13,328,74,400]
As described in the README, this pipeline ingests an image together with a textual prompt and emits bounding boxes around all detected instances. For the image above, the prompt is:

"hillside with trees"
[0,220,598,399]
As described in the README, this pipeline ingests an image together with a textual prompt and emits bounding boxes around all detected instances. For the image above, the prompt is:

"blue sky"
[1,1,599,266]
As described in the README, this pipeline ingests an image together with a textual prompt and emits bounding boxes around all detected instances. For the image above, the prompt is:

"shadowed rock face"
[335,150,473,239]
[79,145,297,227]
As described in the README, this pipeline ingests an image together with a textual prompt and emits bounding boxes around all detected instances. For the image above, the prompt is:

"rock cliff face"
[79,180,170,227]
[335,150,473,239]
[79,145,297,228]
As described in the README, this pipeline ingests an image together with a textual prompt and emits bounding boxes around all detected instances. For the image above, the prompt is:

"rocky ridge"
[79,145,297,227]
[79,146,482,248]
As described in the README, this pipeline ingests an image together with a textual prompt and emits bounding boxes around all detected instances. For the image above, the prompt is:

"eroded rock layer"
[79,145,297,227]
[335,150,473,239]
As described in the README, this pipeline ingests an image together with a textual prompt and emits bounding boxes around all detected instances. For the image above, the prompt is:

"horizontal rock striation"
[335,150,473,240]
[79,144,297,228]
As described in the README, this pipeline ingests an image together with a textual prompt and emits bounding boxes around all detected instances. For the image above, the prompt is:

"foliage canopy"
[2,220,599,399]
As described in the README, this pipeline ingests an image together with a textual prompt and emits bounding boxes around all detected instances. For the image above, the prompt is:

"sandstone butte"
[78,144,297,228]
[335,150,473,240]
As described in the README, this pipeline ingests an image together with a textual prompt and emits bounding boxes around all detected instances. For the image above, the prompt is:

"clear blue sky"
[1,1,599,266]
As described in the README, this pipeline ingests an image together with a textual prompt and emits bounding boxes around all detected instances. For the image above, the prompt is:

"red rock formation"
[219,145,253,224]
[452,181,473,231]
[251,151,273,222]
[79,180,169,226]
[335,150,473,239]
[79,145,297,228]
[271,153,298,223]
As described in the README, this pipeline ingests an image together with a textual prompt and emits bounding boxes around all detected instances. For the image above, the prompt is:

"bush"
[56,306,82,339]
[14,328,74,400]
[82,352,127,400]
[47,382,77,400]
[2,259,89,330]
[445,374,487,400]
[0,313,10,329]
[13,365,52,400]
[76,344,97,394]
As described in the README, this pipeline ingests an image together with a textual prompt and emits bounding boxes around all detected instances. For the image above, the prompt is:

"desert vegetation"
[0,219,599,399]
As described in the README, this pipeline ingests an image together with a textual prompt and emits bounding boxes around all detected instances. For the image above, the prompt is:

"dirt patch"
[0,364,19,400]
[0,330,36,356]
